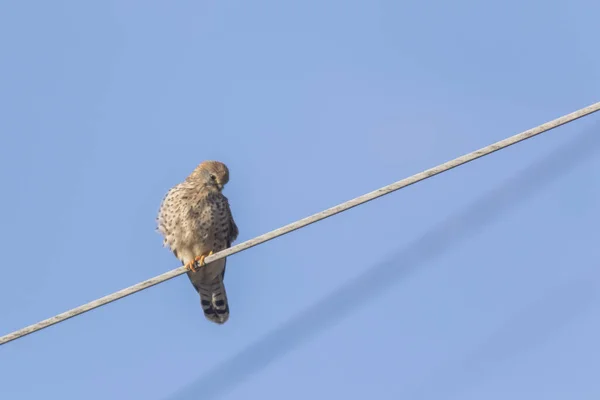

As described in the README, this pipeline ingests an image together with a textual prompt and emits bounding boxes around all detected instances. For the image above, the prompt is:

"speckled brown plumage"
[157,161,238,324]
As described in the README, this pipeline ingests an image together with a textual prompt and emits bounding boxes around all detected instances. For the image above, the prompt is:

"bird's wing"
[157,186,178,248]
[223,195,239,246]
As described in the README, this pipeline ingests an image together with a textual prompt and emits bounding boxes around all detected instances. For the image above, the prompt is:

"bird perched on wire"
[157,161,239,324]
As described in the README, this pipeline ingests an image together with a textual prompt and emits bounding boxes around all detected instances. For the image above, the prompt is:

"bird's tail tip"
[196,274,230,324]
[201,299,230,324]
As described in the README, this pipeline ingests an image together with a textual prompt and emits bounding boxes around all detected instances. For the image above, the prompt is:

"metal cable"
[2,101,599,346]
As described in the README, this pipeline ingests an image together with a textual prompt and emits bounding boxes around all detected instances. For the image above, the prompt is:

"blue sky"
[1,1,599,399]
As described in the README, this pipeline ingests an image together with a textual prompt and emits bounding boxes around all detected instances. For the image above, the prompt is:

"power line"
[168,121,600,400]
[1,102,599,346]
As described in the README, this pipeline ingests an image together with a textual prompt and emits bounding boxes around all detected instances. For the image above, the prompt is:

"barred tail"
[197,274,229,324]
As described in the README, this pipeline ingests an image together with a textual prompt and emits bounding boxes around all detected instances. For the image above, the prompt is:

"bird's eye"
[210,174,217,181]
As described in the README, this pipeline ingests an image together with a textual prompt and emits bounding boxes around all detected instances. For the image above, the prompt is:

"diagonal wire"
[1,101,599,346]
[169,119,600,400]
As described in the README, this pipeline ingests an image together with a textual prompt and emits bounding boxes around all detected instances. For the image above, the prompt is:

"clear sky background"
[1,1,599,399]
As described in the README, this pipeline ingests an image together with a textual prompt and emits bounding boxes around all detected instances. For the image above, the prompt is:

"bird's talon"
[185,261,197,273]
[194,250,215,268]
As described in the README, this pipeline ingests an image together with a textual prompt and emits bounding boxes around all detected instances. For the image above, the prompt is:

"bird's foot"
[184,260,198,273]
[194,250,214,269]
[184,251,215,273]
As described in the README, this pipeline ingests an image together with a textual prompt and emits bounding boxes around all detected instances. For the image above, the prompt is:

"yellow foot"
[185,251,215,273]
[184,260,198,273]
[193,250,215,270]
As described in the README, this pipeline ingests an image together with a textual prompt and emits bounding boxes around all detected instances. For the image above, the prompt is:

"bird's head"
[188,160,230,191]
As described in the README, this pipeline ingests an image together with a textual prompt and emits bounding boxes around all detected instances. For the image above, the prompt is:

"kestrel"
[157,161,239,324]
